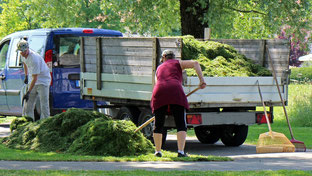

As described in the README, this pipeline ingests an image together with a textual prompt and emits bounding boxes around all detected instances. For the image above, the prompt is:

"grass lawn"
[0,142,231,162]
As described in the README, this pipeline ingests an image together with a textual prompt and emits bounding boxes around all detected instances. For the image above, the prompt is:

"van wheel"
[220,125,248,146]
[194,126,220,144]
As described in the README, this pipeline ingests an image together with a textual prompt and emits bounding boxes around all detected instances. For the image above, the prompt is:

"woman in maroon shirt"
[151,50,206,157]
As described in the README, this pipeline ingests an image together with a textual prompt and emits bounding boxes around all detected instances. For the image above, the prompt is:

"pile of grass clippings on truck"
[2,108,154,157]
[181,35,272,77]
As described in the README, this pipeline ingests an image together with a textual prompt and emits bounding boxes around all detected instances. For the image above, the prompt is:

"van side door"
[4,37,25,116]
[0,40,10,114]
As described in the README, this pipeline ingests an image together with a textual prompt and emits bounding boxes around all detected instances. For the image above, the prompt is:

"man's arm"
[28,74,38,93]
[23,63,29,84]
[23,63,28,75]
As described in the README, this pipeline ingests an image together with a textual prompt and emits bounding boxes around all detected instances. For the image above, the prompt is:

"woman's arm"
[180,60,206,89]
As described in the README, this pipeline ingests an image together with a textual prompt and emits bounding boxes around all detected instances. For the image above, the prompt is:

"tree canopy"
[0,0,311,42]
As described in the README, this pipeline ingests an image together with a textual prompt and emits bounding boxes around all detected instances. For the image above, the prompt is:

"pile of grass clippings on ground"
[2,108,154,157]
[181,35,272,77]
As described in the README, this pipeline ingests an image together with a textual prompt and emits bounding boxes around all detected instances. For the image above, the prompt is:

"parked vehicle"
[0,28,122,119]
[79,37,291,146]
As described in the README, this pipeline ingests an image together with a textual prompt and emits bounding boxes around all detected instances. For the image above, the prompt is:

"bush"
[2,108,154,156]
[290,66,312,83]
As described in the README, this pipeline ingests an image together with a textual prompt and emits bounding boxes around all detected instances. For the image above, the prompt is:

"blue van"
[0,28,122,119]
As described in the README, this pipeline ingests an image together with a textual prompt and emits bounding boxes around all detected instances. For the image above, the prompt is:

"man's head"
[161,50,175,62]
[17,39,29,57]
[17,39,29,52]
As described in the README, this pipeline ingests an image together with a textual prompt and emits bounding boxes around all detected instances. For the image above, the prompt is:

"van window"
[15,36,46,67]
[54,35,80,67]
[0,41,9,70]
[28,36,46,57]
[8,38,20,67]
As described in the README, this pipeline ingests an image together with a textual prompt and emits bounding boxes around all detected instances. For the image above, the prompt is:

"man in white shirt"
[17,39,51,120]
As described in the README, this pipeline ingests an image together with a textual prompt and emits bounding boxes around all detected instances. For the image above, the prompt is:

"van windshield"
[53,35,80,67]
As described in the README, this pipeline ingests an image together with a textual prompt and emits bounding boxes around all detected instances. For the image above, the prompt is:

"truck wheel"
[138,109,167,146]
[138,109,154,141]
[116,107,140,124]
[220,125,248,146]
[194,126,220,144]
[116,107,133,121]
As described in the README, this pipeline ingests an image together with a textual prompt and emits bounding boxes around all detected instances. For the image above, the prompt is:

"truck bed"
[80,37,290,108]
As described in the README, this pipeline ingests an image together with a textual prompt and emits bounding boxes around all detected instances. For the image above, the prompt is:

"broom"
[134,86,200,133]
[267,47,306,152]
[256,80,295,153]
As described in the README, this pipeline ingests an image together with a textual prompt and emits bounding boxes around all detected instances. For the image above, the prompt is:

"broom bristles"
[256,131,295,153]
[290,139,306,152]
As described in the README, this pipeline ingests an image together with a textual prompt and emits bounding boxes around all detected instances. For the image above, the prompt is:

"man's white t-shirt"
[21,49,51,86]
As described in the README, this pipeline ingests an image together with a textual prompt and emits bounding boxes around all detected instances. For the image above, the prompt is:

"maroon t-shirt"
[151,59,188,112]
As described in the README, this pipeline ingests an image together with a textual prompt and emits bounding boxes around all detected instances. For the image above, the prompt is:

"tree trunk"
[180,0,209,39]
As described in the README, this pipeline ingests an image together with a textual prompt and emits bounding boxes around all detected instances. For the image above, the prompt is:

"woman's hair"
[162,50,175,60]
[165,54,175,59]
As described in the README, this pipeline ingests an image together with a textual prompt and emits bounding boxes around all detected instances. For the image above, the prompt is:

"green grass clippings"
[181,35,272,77]
[2,108,154,157]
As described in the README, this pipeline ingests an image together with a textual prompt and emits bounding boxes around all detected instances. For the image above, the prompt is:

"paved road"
[0,123,10,138]
[1,123,311,171]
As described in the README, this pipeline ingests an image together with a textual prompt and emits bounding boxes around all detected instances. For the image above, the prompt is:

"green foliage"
[182,36,271,77]
[287,84,312,127]
[0,0,34,38]
[206,1,312,40]
[0,0,120,38]
[0,0,310,43]
[290,66,312,83]
[0,0,180,39]
[101,0,180,36]
[2,108,154,157]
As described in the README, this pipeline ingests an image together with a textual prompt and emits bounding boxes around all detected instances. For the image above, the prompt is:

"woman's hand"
[199,81,206,89]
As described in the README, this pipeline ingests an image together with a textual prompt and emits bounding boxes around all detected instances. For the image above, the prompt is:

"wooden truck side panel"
[80,37,290,108]
[80,37,182,104]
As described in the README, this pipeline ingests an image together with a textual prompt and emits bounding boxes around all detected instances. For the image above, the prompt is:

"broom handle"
[267,46,295,139]
[134,86,201,133]
[257,81,272,132]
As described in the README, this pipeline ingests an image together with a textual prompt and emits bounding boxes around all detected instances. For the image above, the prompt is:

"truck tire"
[220,125,248,146]
[116,106,140,124]
[116,107,133,121]
[138,109,154,141]
[194,126,220,144]
[138,109,167,146]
